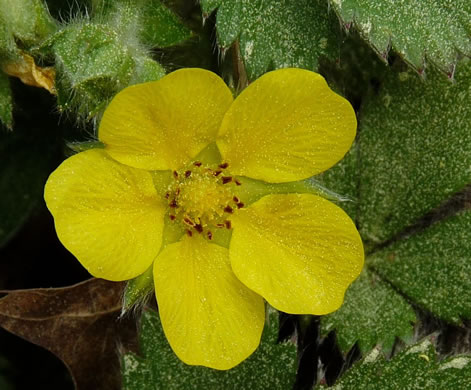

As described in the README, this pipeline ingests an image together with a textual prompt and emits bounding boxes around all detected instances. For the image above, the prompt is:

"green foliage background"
[0,0,470,389]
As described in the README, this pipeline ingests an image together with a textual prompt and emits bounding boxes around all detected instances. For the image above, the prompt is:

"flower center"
[165,161,244,240]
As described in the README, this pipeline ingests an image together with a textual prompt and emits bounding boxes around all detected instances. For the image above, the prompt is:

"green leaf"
[122,307,297,389]
[329,0,471,74]
[0,0,57,48]
[317,338,471,389]
[358,59,471,244]
[201,0,339,80]
[369,210,471,324]
[139,0,191,47]
[0,73,13,129]
[50,23,135,117]
[321,269,416,355]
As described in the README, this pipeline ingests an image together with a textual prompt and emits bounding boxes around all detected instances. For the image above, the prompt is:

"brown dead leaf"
[2,52,56,94]
[0,278,137,390]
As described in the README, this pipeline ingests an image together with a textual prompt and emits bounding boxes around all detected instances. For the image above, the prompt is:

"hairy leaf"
[122,307,297,389]
[358,59,471,244]
[318,338,471,389]
[201,0,339,80]
[329,0,471,75]
[321,269,416,355]
[369,211,471,324]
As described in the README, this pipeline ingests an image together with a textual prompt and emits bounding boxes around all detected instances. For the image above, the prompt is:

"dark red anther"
[186,230,193,237]
[169,214,176,221]
[185,170,192,178]
[224,206,233,214]
[218,162,229,169]
[237,202,245,209]
[233,196,240,203]
[234,179,242,186]
[216,223,225,228]
[169,199,178,208]
[195,224,203,233]
[173,170,178,179]
[221,176,232,184]
[224,220,232,229]
[193,161,202,167]
[214,170,222,176]
[207,231,213,240]
[165,192,170,199]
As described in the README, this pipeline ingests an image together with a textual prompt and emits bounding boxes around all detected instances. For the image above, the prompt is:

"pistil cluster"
[165,161,244,240]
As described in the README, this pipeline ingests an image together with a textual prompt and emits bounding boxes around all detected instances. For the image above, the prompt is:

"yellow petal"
[44,149,165,281]
[230,194,364,315]
[153,235,265,370]
[99,68,234,170]
[217,68,357,183]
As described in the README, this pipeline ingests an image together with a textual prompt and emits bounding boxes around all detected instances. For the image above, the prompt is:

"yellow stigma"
[166,162,244,239]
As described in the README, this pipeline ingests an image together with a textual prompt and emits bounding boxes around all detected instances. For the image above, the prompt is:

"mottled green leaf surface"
[318,338,471,389]
[358,59,471,244]
[321,269,416,355]
[122,308,297,390]
[329,0,471,74]
[200,0,339,80]
[0,73,12,129]
[369,211,471,324]
[0,0,56,48]
[139,0,191,47]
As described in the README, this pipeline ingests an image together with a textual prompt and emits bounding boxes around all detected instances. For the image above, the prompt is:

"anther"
[169,199,178,208]
[221,176,232,184]
[169,214,176,221]
[237,202,245,209]
[207,231,213,240]
[185,170,192,178]
[214,170,222,176]
[195,224,203,233]
[234,179,242,186]
[173,170,178,179]
[224,220,232,229]
[183,217,195,227]
[186,230,193,237]
[218,162,229,169]
[224,206,233,214]
[165,192,170,199]
[216,223,225,228]
[233,196,240,203]
[193,161,202,167]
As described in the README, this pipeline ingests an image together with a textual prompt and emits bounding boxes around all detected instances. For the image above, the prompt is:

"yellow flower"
[44,68,364,370]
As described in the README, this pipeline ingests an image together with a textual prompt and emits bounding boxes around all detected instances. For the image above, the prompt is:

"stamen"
[169,214,176,221]
[183,217,195,227]
[237,202,245,209]
[186,230,193,237]
[233,196,240,203]
[195,224,203,233]
[207,231,213,240]
[218,162,229,169]
[169,199,178,208]
[165,192,170,199]
[214,170,222,176]
[173,171,178,179]
[222,176,232,184]
[224,206,233,214]
[216,223,225,228]
[185,170,192,178]
[224,220,232,229]
[193,161,202,167]
[234,179,242,186]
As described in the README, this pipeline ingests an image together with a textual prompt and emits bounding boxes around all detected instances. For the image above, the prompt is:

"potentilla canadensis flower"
[44,68,364,370]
